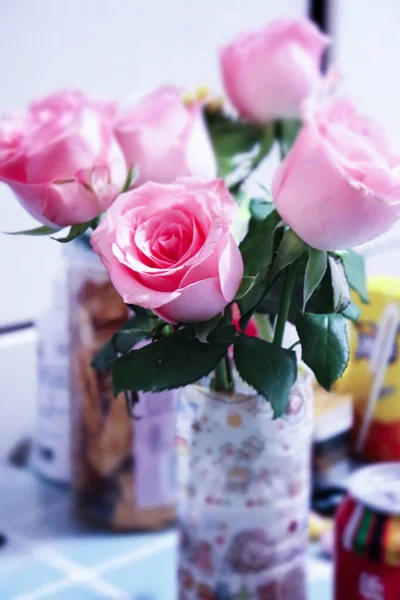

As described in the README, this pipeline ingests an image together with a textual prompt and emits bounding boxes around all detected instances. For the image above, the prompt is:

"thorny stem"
[273,263,297,347]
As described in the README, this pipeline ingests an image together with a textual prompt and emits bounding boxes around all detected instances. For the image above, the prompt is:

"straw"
[355,303,400,454]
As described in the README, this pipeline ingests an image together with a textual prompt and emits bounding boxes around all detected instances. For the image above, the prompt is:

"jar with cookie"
[67,239,176,531]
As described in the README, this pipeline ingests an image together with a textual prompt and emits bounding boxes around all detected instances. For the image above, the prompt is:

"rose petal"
[154,277,227,323]
[219,234,244,301]
[92,237,180,309]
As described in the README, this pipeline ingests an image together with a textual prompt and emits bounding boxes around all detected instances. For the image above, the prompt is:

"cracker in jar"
[86,391,132,477]
[73,345,102,436]
[77,280,128,330]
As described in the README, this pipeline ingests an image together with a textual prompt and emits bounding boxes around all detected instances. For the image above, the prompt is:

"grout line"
[94,532,177,574]
[15,568,124,600]
[5,533,176,600]
[2,523,176,600]
[3,529,125,600]
[14,531,177,599]
[15,572,124,600]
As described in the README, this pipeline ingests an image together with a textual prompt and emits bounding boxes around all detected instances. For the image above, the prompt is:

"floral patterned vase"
[176,366,313,599]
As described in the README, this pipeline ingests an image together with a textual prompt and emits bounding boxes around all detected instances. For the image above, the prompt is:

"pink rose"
[0,90,127,227]
[219,18,329,123]
[114,86,216,186]
[91,178,243,323]
[272,96,400,250]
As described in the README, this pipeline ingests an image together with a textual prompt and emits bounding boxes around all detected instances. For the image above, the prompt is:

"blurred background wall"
[1,0,400,455]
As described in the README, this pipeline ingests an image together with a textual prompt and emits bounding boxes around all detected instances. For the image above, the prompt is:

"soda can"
[335,463,400,600]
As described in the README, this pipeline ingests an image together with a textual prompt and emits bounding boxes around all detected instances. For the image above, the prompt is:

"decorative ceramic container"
[176,367,313,598]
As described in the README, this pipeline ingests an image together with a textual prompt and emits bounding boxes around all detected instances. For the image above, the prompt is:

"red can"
[335,464,400,600]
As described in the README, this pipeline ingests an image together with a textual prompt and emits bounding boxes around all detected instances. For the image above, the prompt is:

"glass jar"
[68,239,176,530]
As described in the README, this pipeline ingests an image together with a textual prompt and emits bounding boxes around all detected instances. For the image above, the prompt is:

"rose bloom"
[220,17,329,124]
[0,90,126,227]
[91,178,243,324]
[114,86,216,186]
[272,96,400,250]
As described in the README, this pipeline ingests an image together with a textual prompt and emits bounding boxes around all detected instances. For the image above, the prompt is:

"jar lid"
[349,463,400,516]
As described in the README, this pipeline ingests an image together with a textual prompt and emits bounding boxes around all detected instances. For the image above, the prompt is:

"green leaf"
[205,110,274,188]
[238,271,269,323]
[280,120,303,156]
[303,249,328,309]
[329,255,351,313]
[126,304,151,318]
[233,334,297,417]
[4,225,61,236]
[91,313,156,373]
[238,218,288,326]
[113,327,151,354]
[91,340,118,374]
[269,229,307,280]
[239,209,281,277]
[195,313,222,343]
[207,324,237,344]
[238,227,305,329]
[342,300,361,323]
[341,250,369,303]
[256,252,336,321]
[53,221,93,243]
[112,326,233,394]
[296,312,350,390]
[235,276,257,300]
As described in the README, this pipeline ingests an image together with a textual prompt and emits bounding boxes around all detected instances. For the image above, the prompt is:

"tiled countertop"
[0,466,333,599]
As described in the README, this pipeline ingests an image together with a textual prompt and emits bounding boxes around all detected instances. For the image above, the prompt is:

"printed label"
[355,321,398,364]
[34,301,71,483]
[134,390,176,508]
[359,572,384,600]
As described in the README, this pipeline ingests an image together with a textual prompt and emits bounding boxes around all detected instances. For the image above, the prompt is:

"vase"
[176,366,313,599]
[68,239,176,530]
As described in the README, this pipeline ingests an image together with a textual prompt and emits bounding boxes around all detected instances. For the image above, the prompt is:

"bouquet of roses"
[2,17,399,417]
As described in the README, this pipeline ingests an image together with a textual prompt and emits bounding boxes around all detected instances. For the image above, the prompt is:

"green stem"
[288,340,301,351]
[214,305,235,393]
[226,304,233,322]
[215,357,230,392]
[273,264,297,347]
[225,353,234,390]
[254,313,274,342]
[121,167,134,192]
[275,121,285,161]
